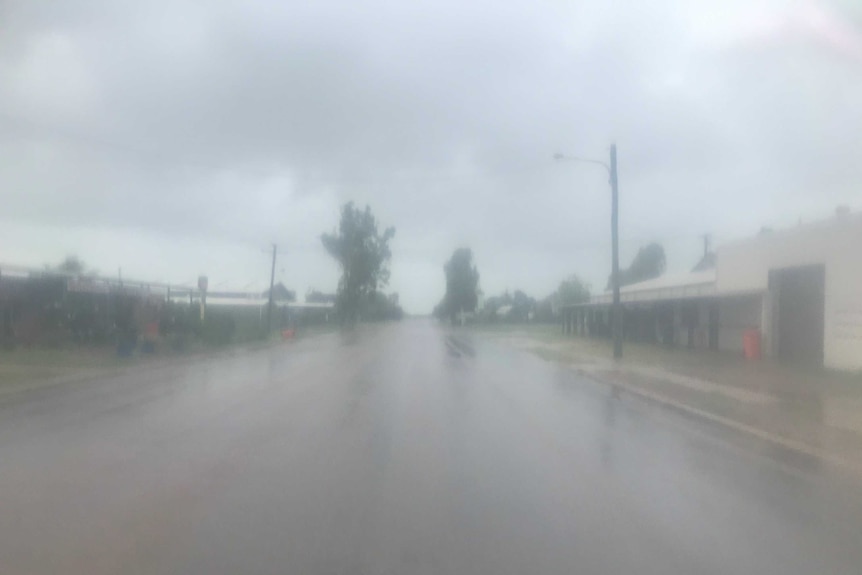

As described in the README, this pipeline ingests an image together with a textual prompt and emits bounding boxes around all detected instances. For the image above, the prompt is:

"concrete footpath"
[486,326,862,478]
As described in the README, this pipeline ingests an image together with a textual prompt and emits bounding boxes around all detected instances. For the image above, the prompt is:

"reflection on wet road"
[1,320,861,574]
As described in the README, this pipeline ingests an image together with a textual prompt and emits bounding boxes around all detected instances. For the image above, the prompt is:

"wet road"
[2,320,862,574]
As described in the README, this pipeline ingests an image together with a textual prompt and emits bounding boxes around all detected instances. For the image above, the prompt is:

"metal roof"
[616,269,715,294]
[563,269,718,308]
[197,297,334,309]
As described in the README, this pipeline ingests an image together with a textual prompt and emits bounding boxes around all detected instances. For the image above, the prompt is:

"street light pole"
[610,144,622,360]
[555,143,623,360]
[267,243,277,334]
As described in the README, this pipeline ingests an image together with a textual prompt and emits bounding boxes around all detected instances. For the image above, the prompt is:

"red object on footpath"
[743,328,761,360]
[281,329,296,340]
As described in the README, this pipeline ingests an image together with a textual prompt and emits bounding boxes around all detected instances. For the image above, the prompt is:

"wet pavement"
[504,330,862,474]
[2,320,862,574]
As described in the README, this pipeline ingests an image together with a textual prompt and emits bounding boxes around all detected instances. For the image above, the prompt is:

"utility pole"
[610,143,622,360]
[702,233,711,257]
[267,244,277,334]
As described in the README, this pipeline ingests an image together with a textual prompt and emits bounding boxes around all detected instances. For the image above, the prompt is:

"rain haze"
[2,0,860,312]
[5,2,862,574]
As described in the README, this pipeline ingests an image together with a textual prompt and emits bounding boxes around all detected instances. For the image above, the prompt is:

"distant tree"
[321,202,395,324]
[607,243,666,289]
[511,289,535,322]
[432,298,447,320]
[305,289,337,304]
[556,275,591,306]
[484,291,513,311]
[364,291,404,321]
[264,282,296,302]
[53,255,88,276]
[534,295,556,323]
[443,248,480,324]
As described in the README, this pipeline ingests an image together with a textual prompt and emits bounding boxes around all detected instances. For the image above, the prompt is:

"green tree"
[264,282,296,302]
[607,242,666,289]
[534,295,556,323]
[364,291,404,321]
[321,202,395,324]
[477,291,511,322]
[432,298,447,320]
[305,289,336,304]
[511,289,535,322]
[53,255,88,276]
[443,248,480,324]
[557,275,591,306]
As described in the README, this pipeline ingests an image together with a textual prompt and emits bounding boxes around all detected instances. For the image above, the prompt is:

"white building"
[561,209,862,371]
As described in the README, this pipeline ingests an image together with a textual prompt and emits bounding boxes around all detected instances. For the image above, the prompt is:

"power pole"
[610,143,623,360]
[702,233,711,257]
[267,244,277,334]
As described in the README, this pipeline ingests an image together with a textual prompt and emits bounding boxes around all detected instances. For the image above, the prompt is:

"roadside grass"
[0,346,132,389]
[0,321,343,393]
[0,346,121,368]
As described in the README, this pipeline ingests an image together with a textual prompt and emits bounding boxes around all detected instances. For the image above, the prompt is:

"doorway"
[770,264,826,367]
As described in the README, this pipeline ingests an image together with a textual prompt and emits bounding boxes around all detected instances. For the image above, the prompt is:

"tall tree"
[443,248,480,323]
[607,242,666,289]
[321,202,395,323]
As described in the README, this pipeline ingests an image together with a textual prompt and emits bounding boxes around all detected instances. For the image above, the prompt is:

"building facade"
[561,209,862,371]
[717,210,862,370]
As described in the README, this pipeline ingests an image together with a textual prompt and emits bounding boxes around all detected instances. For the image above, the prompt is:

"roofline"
[718,209,861,251]
[559,287,765,309]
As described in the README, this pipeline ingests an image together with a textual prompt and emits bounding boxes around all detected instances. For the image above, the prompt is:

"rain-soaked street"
[2,320,862,574]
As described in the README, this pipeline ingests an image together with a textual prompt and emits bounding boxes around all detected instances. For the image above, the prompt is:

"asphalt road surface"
[2,320,862,574]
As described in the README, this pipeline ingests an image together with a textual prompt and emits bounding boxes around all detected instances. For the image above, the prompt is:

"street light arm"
[553,153,611,176]
[555,144,623,360]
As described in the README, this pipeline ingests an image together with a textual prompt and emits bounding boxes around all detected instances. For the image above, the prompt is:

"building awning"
[563,269,718,309]
[199,297,334,310]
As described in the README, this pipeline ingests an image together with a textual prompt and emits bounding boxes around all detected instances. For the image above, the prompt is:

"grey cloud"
[1,0,861,312]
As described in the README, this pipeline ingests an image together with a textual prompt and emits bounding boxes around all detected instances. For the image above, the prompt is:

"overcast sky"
[1,0,861,312]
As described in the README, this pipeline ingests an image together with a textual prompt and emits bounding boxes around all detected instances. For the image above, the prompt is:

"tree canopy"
[52,255,90,276]
[305,289,336,304]
[321,202,395,323]
[364,291,404,321]
[556,275,591,306]
[607,242,666,289]
[441,248,480,323]
[511,289,535,322]
[263,282,296,302]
